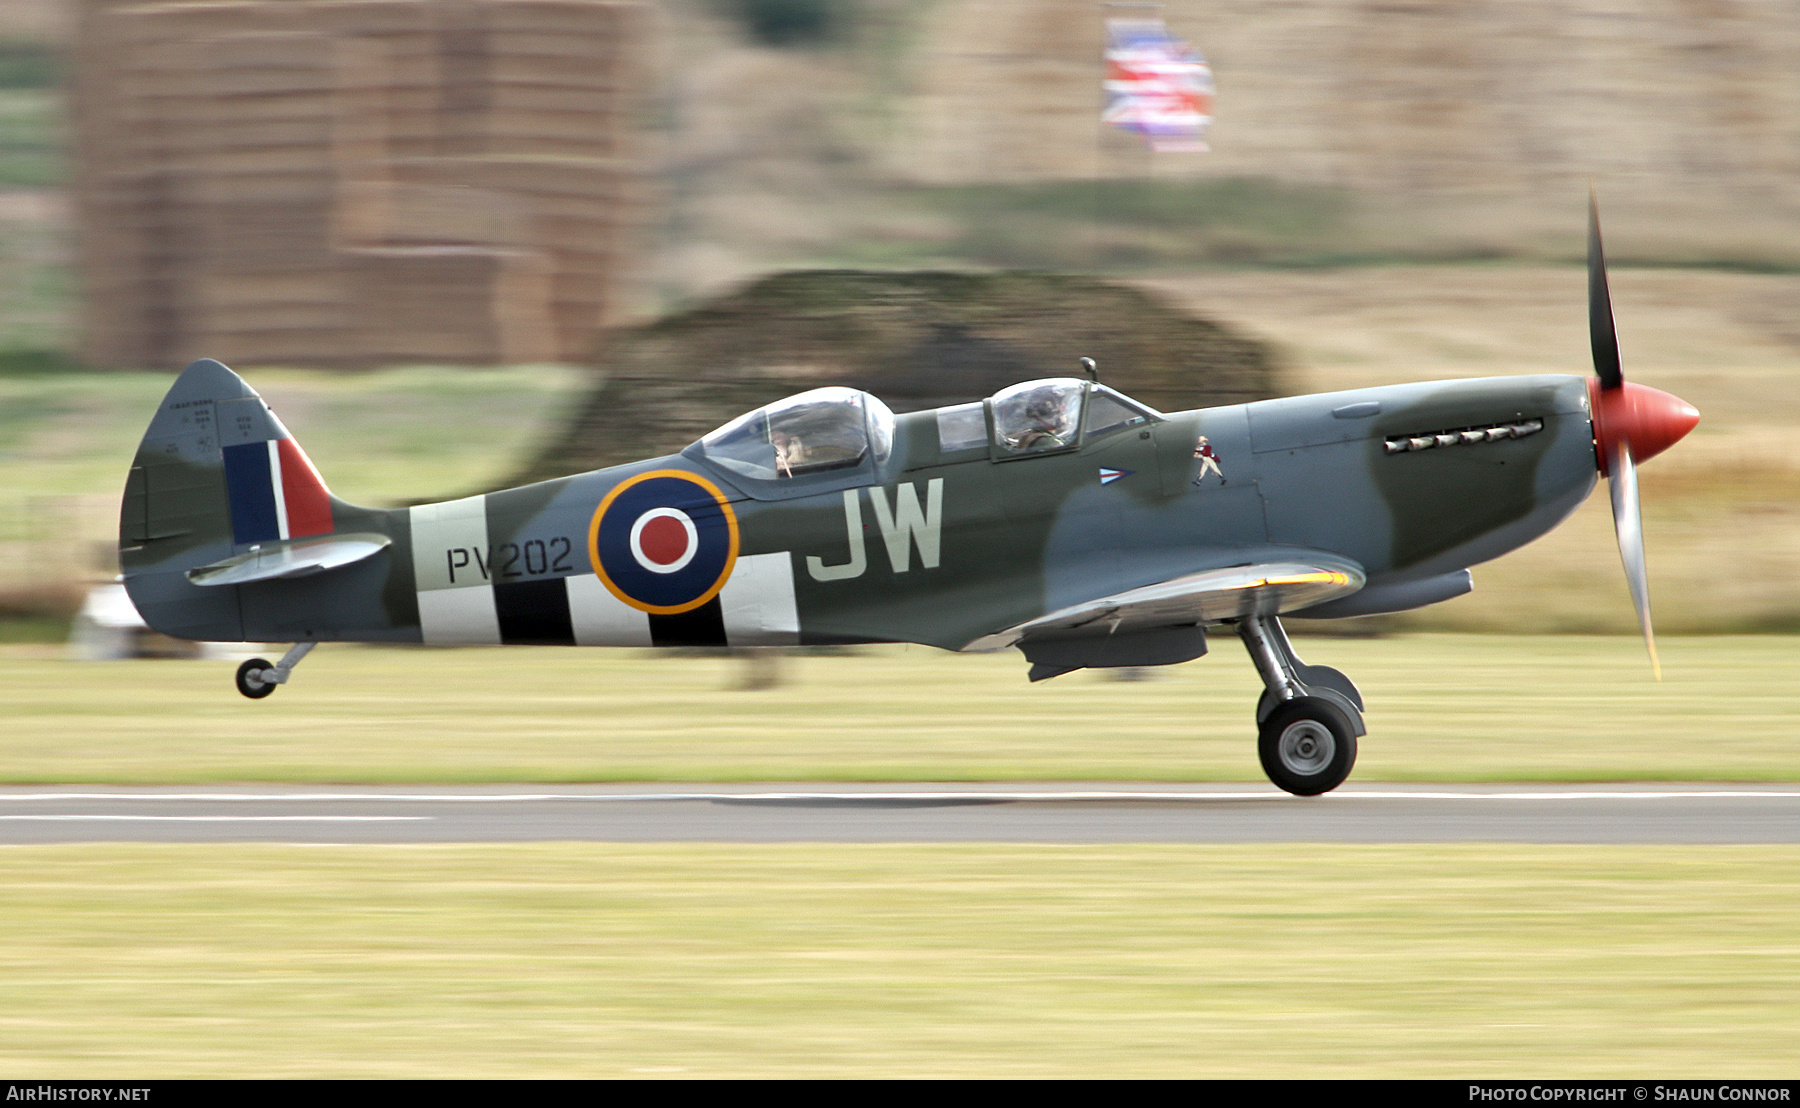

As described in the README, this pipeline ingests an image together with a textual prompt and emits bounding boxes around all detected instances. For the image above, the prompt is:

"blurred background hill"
[8,0,1798,358]
[513,269,1282,483]
[650,0,1800,296]
[4,0,1796,331]
[1,0,1798,635]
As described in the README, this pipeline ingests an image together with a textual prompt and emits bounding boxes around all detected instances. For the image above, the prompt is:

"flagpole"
[1097,2,1162,272]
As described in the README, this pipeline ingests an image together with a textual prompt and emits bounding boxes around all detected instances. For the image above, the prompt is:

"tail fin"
[120,359,380,641]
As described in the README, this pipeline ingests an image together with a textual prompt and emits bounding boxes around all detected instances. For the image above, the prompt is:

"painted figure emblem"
[1193,435,1224,483]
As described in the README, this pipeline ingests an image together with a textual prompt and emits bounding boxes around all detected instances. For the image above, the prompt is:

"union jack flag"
[1103,18,1214,153]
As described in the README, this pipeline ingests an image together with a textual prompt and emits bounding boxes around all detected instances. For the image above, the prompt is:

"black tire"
[1258,696,1357,796]
[235,658,277,699]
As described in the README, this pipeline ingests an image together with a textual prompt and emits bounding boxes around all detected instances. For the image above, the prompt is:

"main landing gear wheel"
[1258,696,1357,797]
[235,658,276,699]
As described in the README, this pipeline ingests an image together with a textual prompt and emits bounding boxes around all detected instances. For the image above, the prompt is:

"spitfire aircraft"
[120,200,1698,795]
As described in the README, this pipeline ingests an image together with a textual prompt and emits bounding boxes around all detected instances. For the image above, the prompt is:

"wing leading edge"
[960,556,1364,680]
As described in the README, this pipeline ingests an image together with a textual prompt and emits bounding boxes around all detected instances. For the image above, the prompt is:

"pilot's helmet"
[1024,387,1072,431]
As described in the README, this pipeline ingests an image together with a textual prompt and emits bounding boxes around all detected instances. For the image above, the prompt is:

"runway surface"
[0,783,1795,844]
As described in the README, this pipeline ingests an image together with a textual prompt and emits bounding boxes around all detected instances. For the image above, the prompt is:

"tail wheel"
[1258,696,1357,796]
[235,658,276,699]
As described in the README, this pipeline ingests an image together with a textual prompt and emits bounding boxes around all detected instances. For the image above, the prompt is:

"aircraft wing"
[962,557,1365,652]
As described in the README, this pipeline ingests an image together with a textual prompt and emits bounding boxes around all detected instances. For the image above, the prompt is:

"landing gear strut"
[234,642,315,700]
[1236,616,1364,796]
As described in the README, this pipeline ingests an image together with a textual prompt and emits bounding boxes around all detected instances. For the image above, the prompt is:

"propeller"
[1585,188,1700,679]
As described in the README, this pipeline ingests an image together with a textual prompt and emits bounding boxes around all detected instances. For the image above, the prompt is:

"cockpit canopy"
[693,378,1158,497]
[990,379,1085,454]
[986,378,1159,456]
[699,386,895,482]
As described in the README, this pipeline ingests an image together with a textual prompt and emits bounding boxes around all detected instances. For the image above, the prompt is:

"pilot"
[772,429,805,477]
[1013,388,1074,451]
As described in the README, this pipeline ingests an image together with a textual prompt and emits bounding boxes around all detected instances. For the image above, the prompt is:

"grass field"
[3,634,1796,783]
[1,844,1795,1077]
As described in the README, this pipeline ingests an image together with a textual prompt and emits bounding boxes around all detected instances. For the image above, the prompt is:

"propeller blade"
[1589,188,1624,390]
[1608,440,1661,680]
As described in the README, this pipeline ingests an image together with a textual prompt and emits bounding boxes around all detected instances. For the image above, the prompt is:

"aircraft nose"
[1588,379,1700,474]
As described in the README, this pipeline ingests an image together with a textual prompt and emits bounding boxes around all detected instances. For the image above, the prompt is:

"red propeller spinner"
[1587,378,1700,476]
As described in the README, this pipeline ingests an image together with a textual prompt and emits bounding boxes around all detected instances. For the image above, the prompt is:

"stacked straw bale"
[73,0,643,369]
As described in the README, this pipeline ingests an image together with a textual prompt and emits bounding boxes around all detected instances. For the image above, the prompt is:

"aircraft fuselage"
[125,370,1596,651]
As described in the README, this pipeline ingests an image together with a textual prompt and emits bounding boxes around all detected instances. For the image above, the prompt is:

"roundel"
[589,470,739,614]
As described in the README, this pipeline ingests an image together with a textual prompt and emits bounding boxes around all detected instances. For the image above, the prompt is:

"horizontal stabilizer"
[185,532,391,587]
